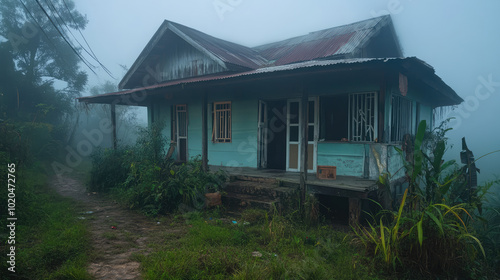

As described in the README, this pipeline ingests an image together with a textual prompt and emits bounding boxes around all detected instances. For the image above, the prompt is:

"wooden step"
[223,180,294,199]
[222,192,280,211]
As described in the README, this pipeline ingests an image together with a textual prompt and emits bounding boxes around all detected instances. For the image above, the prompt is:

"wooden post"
[201,91,208,172]
[349,197,361,225]
[111,103,117,150]
[300,88,309,209]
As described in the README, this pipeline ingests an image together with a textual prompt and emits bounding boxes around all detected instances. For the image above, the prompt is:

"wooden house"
[79,15,462,222]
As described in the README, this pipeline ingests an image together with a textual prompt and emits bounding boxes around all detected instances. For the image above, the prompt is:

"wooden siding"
[160,35,225,82]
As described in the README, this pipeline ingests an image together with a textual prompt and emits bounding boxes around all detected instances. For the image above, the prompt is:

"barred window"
[213,101,231,143]
[348,92,377,142]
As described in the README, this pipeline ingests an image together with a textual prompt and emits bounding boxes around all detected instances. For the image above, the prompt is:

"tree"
[0,0,88,94]
[69,81,141,148]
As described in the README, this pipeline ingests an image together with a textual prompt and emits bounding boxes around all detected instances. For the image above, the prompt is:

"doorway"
[286,98,318,172]
[265,100,287,170]
[174,104,188,162]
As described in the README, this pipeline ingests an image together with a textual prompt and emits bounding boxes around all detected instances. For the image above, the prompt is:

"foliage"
[354,188,485,276]
[0,166,91,280]
[137,209,381,280]
[354,120,493,278]
[0,120,65,167]
[474,189,500,275]
[89,146,131,192]
[0,42,74,123]
[89,121,227,216]
[0,0,88,92]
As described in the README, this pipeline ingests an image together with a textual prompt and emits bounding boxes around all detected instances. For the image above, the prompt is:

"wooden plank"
[202,91,208,172]
[300,88,309,206]
[111,103,117,150]
[307,184,369,199]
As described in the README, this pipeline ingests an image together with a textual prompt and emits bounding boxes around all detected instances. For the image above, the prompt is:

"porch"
[212,166,378,224]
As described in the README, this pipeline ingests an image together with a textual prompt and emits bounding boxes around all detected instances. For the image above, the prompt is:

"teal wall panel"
[317,142,365,177]
[207,98,258,167]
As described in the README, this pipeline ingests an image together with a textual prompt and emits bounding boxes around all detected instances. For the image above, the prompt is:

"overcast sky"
[74,0,500,184]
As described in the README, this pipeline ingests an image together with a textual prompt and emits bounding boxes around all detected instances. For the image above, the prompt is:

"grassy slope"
[0,164,92,280]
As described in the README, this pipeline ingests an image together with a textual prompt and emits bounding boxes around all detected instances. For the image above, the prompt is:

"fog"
[76,0,500,185]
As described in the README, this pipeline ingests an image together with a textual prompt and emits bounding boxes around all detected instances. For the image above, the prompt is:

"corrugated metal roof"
[79,57,462,106]
[119,15,397,89]
[253,16,389,65]
[168,21,268,69]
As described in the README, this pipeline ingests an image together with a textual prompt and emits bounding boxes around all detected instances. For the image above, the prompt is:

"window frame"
[390,94,413,143]
[348,92,378,142]
[212,101,232,143]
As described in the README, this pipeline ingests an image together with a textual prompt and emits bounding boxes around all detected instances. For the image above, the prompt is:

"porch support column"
[111,103,117,150]
[299,88,309,209]
[201,91,208,172]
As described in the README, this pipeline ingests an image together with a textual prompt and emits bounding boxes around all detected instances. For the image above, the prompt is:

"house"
[78,15,462,222]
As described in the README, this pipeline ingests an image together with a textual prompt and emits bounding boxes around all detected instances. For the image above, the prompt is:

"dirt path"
[50,175,170,280]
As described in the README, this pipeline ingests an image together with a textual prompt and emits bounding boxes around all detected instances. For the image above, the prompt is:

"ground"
[50,174,180,279]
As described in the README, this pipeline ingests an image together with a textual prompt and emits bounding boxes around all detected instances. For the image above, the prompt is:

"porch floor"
[211,166,377,199]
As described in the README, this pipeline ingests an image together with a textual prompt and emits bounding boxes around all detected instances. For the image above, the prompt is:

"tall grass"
[0,166,91,280]
[353,120,496,278]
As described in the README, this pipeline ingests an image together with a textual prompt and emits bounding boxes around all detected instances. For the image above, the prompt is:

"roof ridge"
[253,15,390,50]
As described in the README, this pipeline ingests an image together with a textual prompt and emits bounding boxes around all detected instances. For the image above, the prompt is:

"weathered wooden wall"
[160,35,225,81]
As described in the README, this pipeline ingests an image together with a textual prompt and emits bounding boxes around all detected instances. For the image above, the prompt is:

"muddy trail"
[50,175,178,280]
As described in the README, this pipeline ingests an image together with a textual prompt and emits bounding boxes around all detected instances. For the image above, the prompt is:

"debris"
[111,226,117,229]
[205,192,222,207]
[82,211,93,214]
[77,217,85,220]
[232,220,237,224]
[157,222,160,225]
[243,221,250,225]
[251,251,262,257]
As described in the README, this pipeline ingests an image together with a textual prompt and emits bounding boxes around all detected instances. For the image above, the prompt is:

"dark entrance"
[266,100,287,170]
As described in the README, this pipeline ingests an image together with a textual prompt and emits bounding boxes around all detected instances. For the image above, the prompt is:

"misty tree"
[0,0,88,94]
[71,81,140,148]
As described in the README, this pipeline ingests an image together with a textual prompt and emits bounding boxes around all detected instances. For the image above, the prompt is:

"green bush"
[89,121,227,216]
[89,147,131,192]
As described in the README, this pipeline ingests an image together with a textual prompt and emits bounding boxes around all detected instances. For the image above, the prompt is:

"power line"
[46,0,115,78]
[33,0,97,75]
[44,0,96,68]
[61,0,114,78]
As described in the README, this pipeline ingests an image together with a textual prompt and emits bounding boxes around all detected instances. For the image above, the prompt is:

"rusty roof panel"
[253,16,388,65]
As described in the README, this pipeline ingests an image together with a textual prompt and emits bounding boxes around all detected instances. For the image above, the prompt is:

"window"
[391,95,412,142]
[213,101,231,143]
[319,95,349,141]
[348,92,377,142]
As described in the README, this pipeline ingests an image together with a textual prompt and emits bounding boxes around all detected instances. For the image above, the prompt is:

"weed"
[102,231,119,240]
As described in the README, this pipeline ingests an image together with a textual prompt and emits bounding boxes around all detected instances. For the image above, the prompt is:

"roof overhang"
[79,57,462,107]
